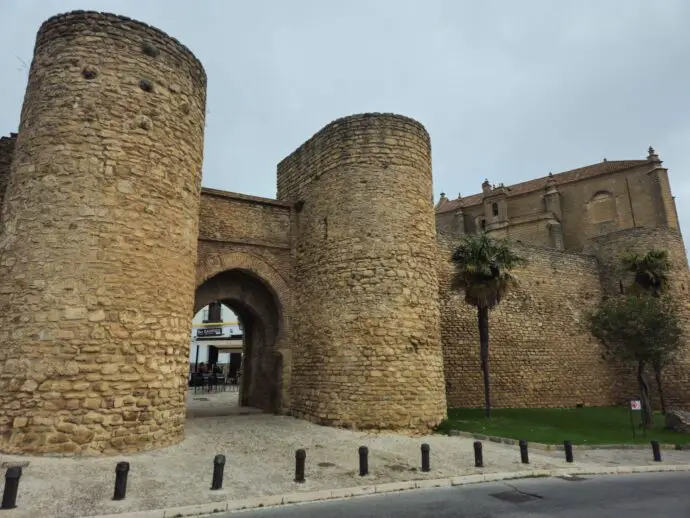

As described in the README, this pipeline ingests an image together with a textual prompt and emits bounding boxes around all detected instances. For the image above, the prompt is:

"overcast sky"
[1,1,689,237]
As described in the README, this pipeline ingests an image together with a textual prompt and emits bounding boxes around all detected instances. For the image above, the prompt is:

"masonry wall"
[196,188,293,300]
[488,216,554,248]
[585,226,690,409]
[439,235,627,409]
[277,113,447,431]
[0,134,16,214]
[199,189,291,247]
[195,189,294,413]
[437,162,671,253]
[0,11,207,455]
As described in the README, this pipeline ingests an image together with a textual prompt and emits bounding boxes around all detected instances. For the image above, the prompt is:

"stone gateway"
[0,11,688,456]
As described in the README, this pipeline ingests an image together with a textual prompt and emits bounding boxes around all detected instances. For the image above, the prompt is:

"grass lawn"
[437,407,690,445]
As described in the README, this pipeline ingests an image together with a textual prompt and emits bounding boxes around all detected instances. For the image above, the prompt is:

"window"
[481,219,486,230]
[202,308,209,321]
[492,203,499,217]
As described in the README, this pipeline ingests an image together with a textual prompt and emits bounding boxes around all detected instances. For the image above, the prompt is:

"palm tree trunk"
[637,361,652,428]
[653,360,666,415]
[478,306,491,418]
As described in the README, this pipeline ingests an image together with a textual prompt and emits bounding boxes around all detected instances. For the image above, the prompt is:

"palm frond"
[621,249,671,296]
[451,233,526,309]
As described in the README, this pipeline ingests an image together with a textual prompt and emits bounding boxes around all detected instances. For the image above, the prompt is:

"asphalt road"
[221,472,690,517]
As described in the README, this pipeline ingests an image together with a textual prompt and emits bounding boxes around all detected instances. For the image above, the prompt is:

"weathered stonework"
[0,133,16,215]
[277,114,447,431]
[439,236,620,409]
[1,10,689,457]
[195,190,294,414]
[437,148,679,251]
[585,227,690,409]
[0,11,206,455]
[665,409,690,433]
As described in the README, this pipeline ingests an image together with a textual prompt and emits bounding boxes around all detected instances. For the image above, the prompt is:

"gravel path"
[1,392,688,518]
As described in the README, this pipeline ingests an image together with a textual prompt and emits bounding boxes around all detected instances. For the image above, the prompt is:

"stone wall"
[439,234,627,409]
[199,189,291,247]
[437,160,679,254]
[195,189,294,413]
[277,113,447,431]
[2,10,690,459]
[585,226,690,409]
[0,11,207,455]
[0,134,16,215]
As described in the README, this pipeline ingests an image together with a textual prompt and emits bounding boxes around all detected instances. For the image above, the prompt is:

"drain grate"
[490,491,542,504]
[193,397,210,401]
[558,475,587,482]
[318,462,336,468]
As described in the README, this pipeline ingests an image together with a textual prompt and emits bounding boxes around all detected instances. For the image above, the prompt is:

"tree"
[621,249,670,298]
[621,249,672,412]
[451,233,526,418]
[589,295,683,427]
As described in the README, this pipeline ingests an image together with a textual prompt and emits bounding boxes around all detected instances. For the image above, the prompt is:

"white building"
[189,303,243,369]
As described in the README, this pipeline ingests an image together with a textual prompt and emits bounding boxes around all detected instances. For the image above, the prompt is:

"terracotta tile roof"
[437,159,649,214]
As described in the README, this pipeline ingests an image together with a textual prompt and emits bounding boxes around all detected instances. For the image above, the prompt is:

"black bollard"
[359,446,369,476]
[564,441,574,463]
[473,441,483,468]
[651,440,662,462]
[295,449,306,483]
[421,443,431,472]
[519,440,529,464]
[211,454,226,490]
[0,467,22,510]
[112,461,130,501]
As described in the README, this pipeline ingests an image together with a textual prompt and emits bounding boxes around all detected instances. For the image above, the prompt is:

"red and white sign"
[630,400,642,411]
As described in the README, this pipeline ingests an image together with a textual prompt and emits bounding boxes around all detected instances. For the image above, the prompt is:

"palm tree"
[451,233,526,418]
[621,249,670,298]
[620,249,672,413]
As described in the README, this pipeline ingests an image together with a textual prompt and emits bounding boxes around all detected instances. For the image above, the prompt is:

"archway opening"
[187,268,283,418]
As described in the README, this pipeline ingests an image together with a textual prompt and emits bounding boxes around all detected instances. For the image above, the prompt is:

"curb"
[446,430,690,451]
[83,464,690,518]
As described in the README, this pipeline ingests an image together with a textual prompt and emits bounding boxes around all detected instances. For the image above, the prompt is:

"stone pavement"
[1,392,689,518]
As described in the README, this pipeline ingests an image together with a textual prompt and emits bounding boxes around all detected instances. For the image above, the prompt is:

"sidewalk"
[2,392,689,518]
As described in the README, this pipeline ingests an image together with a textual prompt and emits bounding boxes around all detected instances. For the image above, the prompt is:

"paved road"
[222,472,690,517]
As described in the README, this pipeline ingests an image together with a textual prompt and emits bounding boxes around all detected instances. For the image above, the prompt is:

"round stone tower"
[0,11,206,455]
[277,113,447,431]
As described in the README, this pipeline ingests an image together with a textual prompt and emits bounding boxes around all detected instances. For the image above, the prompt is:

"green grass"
[437,406,690,445]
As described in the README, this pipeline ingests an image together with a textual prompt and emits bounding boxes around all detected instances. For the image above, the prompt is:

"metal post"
[564,441,574,463]
[519,440,529,464]
[112,462,130,501]
[629,405,636,440]
[651,440,662,462]
[421,443,430,472]
[295,449,306,483]
[473,441,483,468]
[211,454,226,490]
[0,467,22,510]
[358,446,369,476]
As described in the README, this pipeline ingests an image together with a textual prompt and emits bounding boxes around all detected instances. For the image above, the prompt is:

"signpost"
[629,399,642,439]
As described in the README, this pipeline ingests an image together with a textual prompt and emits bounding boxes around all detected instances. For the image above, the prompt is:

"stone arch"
[196,251,291,331]
[588,190,617,224]
[194,250,292,413]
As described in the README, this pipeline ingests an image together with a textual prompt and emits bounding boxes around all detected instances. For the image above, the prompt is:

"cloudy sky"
[1,1,689,236]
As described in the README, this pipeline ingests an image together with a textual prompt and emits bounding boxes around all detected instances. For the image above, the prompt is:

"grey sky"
[1,1,689,236]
